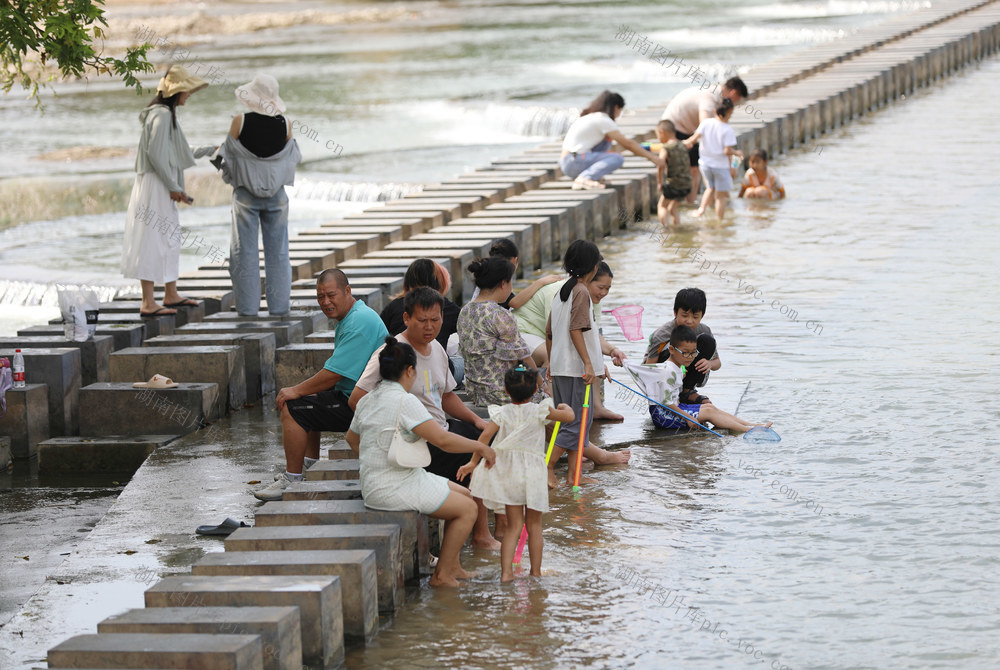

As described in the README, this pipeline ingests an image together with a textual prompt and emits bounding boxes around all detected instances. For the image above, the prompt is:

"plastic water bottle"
[12,349,25,388]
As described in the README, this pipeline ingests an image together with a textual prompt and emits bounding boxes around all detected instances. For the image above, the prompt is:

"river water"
[3,1,999,668]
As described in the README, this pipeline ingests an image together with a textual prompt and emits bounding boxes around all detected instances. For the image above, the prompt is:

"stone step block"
[205,311,328,338]
[303,459,359,481]
[92,310,176,339]
[325,441,355,460]
[303,329,335,344]
[177,320,303,348]
[192,549,378,642]
[145,574,342,670]
[143,333,276,401]
[38,434,179,473]
[283,480,362,501]
[226,525,403,614]
[19,323,145,351]
[97,606,301,670]
[0,347,80,436]
[0,335,113,386]
[99,300,205,327]
[47,632,263,670]
[0,436,11,469]
[274,344,334,392]
[79,383,219,435]
[254,499,428,581]
[0,383,49,459]
[110,346,246,415]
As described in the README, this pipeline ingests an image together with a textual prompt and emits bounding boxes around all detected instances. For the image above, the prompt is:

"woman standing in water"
[559,90,664,190]
[122,65,215,316]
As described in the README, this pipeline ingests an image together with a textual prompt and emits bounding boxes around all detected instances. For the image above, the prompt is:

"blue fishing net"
[743,426,781,442]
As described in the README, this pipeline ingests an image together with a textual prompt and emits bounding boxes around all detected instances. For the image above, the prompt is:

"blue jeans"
[230,186,291,316]
[559,139,624,181]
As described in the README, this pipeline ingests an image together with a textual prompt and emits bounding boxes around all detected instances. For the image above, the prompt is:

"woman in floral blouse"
[458,257,540,406]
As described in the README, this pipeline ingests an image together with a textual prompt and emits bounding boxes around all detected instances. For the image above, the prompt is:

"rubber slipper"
[195,518,250,536]
[140,306,177,316]
[133,374,179,389]
[163,298,199,307]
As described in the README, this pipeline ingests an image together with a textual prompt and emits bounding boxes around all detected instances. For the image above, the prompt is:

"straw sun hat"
[235,74,286,117]
[156,65,208,97]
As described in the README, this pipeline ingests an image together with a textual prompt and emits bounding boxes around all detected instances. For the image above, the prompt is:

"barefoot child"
[684,98,742,220]
[644,287,720,405]
[545,241,629,487]
[458,366,574,581]
[588,262,627,422]
[640,326,770,433]
[738,148,785,200]
[655,120,692,228]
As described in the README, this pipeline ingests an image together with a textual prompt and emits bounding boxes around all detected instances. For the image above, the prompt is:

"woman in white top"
[346,336,496,588]
[559,90,664,190]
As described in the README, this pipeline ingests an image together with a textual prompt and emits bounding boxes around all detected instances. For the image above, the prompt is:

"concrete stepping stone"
[47,632,263,670]
[254,499,428,581]
[88,310,175,339]
[346,210,442,229]
[192,549,378,642]
[303,330,335,343]
[325,441,355,460]
[383,196,484,217]
[177,320,303,348]
[145,574,342,670]
[97,606,301,670]
[78,382,219,435]
[0,383,49,459]
[38,434,178,473]
[274,344,335,392]
[18,323,145,352]
[109,345,246,415]
[100,300,205,327]
[0,347,80,436]
[282,480,362,501]
[0,436,10,468]
[226,525,403,614]
[0,335,113,386]
[144,333,276,400]
[204,311,329,338]
[303,459,360,481]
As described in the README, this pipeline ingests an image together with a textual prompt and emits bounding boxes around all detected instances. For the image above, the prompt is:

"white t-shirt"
[624,360,685,407]
[355,332,457,429]
[561,112,618,153]
[661,88,721,135]
[693,117,736,169]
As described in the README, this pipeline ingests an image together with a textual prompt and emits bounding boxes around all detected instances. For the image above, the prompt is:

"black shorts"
[674,129,699,165]
[661,184,690,201]
[426,419,480,485]
[285,389,354,433]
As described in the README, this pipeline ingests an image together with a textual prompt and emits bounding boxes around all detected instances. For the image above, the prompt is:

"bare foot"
[472,535,502,551]
[548,472,560,489]
[594,408,624,421]
[590,448,631,465]
[501,571,515,583]
[452,566,476,580]
[529,569,542,577]
[429,572,461,587]
[692,209,705,218]
[568,474,599,486]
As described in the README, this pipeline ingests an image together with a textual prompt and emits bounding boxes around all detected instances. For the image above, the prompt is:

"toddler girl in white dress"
[458,365,574,581]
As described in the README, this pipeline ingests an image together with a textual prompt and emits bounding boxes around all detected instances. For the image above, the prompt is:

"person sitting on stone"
[253,269,387,501]
[350,287,503,550]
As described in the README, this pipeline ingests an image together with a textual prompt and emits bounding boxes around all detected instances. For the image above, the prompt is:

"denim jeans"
[558,139,624,181]
[230,186,291,316]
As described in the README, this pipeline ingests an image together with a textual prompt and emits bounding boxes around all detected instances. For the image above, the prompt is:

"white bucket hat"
[235,74,286,117]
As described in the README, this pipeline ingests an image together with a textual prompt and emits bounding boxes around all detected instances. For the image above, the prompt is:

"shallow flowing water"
[2,2,998,668]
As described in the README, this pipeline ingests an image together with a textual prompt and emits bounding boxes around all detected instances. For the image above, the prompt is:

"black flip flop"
[140,306,177,317]
[195,518,250,536]
[163,299,199,308]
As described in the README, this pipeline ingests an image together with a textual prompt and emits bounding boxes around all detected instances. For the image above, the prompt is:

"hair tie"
[514,363,528,371]
[383,355,394,361]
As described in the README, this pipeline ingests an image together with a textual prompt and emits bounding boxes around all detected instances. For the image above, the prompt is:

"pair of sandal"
[140,298,199,317]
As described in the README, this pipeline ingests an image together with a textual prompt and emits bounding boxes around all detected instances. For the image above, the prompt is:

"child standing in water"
[685,98,742,220]
[655,119,692,228]
[739,148,786,200]
[458,366,574,582]
[545,240,629,487]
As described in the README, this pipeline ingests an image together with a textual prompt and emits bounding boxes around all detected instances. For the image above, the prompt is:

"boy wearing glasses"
[644,287,720,405]
[647,326,768,433]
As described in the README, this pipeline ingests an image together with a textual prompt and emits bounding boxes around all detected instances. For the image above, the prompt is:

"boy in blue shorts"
[646,326,769,433]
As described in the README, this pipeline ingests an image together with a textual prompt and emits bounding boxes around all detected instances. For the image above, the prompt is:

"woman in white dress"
[122,65,215,316]
[346,336,496,587]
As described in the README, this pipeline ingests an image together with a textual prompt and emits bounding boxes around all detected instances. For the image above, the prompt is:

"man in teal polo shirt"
[254,269,387,501]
